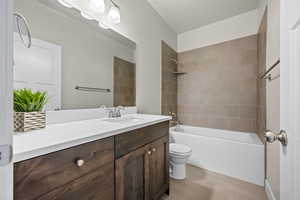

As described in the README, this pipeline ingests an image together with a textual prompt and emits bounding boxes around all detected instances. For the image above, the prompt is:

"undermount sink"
[102,116,144,124]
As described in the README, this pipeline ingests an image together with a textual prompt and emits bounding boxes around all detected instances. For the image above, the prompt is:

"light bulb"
[89,0,106,13]
[57,0,73,8]
[108,6,120,24]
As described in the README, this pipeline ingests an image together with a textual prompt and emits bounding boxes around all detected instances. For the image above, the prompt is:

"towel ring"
[13,12,32,48]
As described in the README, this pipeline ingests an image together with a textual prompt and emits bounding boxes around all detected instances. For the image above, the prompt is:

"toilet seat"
[170,143,192,155]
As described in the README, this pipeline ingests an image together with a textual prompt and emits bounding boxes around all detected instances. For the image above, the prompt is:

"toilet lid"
[170,143,192,155]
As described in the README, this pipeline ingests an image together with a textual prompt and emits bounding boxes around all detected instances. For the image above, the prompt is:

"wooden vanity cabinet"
[14,121,169,200]
[115,121,169,200]
[115,121,169,158]
[14,137,115,200]
[115,145,150,200]
[149,136,169,200]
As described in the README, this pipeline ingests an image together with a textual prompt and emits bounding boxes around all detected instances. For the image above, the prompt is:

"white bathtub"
[170,125,265,186]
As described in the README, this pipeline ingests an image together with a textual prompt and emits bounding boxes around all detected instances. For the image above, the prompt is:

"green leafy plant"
[14,89,48,112]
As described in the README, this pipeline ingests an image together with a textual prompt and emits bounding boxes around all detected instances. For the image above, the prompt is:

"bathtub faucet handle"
[169,112,177,121]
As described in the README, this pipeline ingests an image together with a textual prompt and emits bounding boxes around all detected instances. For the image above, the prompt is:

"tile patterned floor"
[163,165,267,200]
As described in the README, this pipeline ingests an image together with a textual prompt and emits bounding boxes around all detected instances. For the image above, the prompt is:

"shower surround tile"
[161,41,178,116]
[178,35,258,133]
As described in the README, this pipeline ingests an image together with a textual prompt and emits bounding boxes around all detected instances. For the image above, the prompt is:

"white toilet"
[169,143,192,180]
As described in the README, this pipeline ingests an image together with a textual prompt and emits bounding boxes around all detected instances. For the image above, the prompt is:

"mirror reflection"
[14,0,136,111]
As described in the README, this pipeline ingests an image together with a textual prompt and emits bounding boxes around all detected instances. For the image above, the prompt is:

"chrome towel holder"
[75,86,111,93]
[14,12,32,48]
[260,59,280,81]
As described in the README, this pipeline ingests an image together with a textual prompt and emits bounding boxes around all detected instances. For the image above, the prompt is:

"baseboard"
[265,179,277,200]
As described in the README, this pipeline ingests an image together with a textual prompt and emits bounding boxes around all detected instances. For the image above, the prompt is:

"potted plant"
[14,89,48,132]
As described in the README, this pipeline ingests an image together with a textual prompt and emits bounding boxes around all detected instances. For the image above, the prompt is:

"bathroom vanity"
[13,114,170,200]
[12,1,169,199]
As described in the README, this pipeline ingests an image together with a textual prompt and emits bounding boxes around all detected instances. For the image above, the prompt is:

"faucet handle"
[108,109,114,118]
[169,112,177,120]
[102,107,114,118]
[116,106,124,117]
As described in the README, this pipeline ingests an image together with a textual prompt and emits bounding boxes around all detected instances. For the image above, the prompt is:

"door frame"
[280,0,300,199]
[0,0,14,199]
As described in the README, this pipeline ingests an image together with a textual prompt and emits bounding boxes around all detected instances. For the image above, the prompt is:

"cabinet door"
[149,136,169,200]
[115,145,150,200]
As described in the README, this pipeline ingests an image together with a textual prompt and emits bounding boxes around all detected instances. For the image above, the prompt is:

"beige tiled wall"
[161,41,178,116]
[178,35,258,133]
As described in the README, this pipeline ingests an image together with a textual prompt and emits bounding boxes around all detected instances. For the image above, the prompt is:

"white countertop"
[13,114,171,163]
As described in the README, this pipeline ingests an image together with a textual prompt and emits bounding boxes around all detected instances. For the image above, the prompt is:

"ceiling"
[148,0,259,34]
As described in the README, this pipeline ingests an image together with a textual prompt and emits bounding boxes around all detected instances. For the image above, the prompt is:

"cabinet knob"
[75,159,85,167]
[147,150,152,155]
[152,148,156,152]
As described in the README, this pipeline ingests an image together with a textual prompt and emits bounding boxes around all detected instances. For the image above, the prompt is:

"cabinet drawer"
[37,162,114,200]
[115,121,169,158]
[14,137,114,200]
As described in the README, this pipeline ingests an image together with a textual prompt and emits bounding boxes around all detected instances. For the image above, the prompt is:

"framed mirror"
[14,0,136,110]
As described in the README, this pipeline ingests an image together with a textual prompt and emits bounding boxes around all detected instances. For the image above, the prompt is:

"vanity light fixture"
[57,0,121,29]
[108,1,121,24]
[89,0,106,13]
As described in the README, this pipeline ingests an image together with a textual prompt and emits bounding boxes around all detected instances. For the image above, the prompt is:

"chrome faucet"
[105,106,125,118]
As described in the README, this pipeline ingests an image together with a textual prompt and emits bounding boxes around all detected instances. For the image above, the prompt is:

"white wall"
[15,0,135,110]
[177,9,259,52]
[110,0,177,114]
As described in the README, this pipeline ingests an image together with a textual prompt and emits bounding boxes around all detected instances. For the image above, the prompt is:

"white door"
[13,35,62,111]
[280,0,300,199]
[0,0,14,200]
